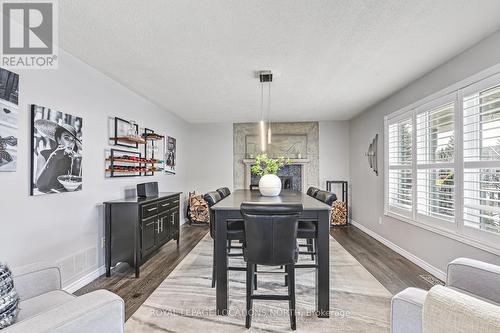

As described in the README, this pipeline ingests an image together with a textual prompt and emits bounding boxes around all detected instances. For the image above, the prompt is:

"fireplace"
[244,159,310,192]
[250,164,302,191]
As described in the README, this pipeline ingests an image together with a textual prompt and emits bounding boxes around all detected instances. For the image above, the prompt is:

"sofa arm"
[12,262,61,300]
[391,287,427,333]
[423,285,500,332]
[447,258,500,304]
[5,290,124,333]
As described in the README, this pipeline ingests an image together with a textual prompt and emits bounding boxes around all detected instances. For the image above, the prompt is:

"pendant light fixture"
[258,71,273,152]
[267,79,272,145]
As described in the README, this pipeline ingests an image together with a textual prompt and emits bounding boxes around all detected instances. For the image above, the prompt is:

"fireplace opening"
[280,176,293,189]
[250,164,302,191]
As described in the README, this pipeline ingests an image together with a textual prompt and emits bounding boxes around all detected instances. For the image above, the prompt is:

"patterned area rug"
[126,234,392,332]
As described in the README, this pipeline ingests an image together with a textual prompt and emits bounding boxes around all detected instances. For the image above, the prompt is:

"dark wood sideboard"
[104,192,182,278]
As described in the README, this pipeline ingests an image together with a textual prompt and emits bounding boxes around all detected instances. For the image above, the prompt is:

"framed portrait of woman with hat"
[30,104,83,196]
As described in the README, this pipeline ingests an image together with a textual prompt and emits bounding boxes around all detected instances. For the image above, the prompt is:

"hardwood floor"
[330,226,439,294]
[75,223,209,320]
[76,223,439,320]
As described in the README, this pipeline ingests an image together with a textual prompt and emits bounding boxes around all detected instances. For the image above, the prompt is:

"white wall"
[187,123,233,194]
[0,49,190,287]
[186,121,350,194]
[319,121,350,186]
[349,30,500,275]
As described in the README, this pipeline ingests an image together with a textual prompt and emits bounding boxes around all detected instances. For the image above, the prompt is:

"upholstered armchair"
[5,262,124,332]
[391,258,500,333]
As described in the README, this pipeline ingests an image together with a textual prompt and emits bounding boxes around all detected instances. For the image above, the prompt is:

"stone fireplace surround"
[233,122,319,192]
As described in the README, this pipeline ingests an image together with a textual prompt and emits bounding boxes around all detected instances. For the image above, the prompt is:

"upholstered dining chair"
[241,202,303,330]
[297,189,336,263]
[306,186,320,198]
[216,187,231,198]
[204,191,246,288]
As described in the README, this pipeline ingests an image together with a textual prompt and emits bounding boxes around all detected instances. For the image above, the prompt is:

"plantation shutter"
[463,82,500,234]
[387,116,413,215]
[416,101,455,223]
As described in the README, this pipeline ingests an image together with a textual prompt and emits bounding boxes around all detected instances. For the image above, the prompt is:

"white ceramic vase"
[259,174,282,196]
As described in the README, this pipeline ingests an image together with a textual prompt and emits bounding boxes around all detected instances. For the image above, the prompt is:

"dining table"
[211,189,331,318]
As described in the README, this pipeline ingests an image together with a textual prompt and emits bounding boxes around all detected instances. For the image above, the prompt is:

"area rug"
[126,234,392,332]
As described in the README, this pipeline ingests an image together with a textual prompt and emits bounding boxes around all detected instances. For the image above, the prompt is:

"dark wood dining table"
[211,189,331,317]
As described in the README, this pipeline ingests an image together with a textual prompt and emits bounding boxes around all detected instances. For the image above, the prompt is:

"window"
[387,117,412,215]
[385,71,500,252]
[416,100,455,223]
[463,83,500,235]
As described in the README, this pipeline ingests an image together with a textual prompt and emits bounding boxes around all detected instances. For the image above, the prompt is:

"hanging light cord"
[267,80,272,144]
[261,81,264,120]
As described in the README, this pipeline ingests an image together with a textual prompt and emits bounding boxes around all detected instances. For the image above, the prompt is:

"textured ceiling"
[59,1,500,123]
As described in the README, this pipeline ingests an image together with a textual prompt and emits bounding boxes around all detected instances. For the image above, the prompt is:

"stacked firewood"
[331,201,347,226]
[188,192,209,223]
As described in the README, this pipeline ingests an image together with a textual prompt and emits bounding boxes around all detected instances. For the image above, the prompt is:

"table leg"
[215,210,229,315]
[316,210,330,317]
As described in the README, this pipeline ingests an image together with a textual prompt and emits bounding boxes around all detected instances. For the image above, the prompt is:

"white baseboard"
[63,265,106,294]
[351,220,447,281]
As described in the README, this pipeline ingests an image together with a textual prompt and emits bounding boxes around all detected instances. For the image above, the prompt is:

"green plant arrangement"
[251,154,290,176]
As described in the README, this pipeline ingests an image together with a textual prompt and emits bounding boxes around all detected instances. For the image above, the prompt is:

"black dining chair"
[216,187,231,198]
[297,189,336,264]
[241,202,303,330]
[214,187,242,254]
[306,186,320,198]
[205,191,247,288]
[315,190,337,206]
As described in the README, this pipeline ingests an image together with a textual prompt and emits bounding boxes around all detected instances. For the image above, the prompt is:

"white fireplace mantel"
[242,158,310,192]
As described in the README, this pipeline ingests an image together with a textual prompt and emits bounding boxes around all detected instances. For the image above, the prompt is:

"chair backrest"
[307,186,320,197]
[216,187,231,198]
[204,191,222,239]
[315,190,337,206]
[241,202,303,266]
[204,191,222,207]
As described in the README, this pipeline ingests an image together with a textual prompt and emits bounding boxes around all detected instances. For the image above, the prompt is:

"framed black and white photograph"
[0,102,18,172]
[0,68,19,105]
[164,135,176,175]
[30,104,83,196]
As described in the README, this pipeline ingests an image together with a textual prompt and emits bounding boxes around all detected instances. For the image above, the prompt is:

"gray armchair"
[5,262,124,333]
[391,258,500,333]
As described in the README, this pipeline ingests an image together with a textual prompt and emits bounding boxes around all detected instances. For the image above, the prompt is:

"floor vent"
[419,274,444,286]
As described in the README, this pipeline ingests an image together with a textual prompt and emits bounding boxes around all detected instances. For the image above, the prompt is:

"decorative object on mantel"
[251,153,290,196]
[327,180,349,226]
[0,263,19,329]
[365,134,378,175]
[30,105,83,196]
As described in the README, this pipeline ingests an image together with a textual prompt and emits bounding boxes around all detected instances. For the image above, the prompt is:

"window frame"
[384,70,500,256]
